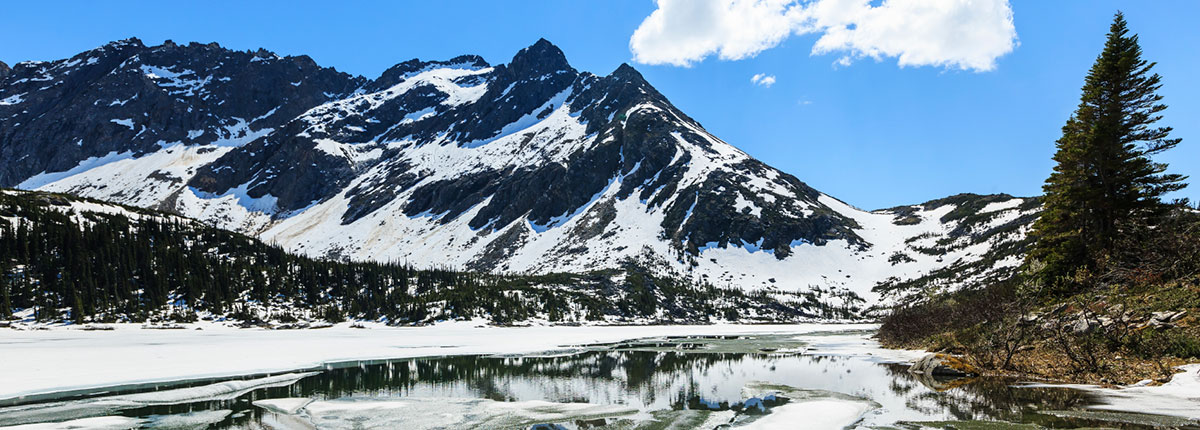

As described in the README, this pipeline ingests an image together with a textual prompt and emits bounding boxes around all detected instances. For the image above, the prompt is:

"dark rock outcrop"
[0,38,364,187]
[168,39,866,256]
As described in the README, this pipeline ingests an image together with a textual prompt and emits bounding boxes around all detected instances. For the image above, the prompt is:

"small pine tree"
[1029,12,1187,287]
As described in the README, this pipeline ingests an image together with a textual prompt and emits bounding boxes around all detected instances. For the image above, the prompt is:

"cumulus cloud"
[751,73,777,87]
[630,0,1018,71]
[630,0,800,66]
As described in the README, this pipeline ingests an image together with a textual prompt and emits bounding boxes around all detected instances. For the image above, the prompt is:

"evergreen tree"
[1029,12,1186,286]
[0,190,821,324]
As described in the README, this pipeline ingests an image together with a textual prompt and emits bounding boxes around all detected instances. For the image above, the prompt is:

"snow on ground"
[1023,364,1200,420]
[0,321,875,403]
[297,64,492,138]
[980,198,1024,213]
[33,144,233,209]
[685,194,960,303]
[0,93,26,106]
[17,151,134,190]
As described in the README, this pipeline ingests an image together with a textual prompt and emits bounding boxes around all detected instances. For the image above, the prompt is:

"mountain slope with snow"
[0,39,1037,305]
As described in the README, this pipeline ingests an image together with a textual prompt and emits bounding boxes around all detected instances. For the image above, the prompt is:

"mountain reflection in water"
[0,334,1192,429]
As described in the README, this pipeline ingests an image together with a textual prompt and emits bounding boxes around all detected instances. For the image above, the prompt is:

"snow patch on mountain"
[18,151,136,190]
[1,38,1038,309]
[30,145,230,208]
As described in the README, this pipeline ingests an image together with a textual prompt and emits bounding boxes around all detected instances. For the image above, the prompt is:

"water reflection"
[0,334,1194,429]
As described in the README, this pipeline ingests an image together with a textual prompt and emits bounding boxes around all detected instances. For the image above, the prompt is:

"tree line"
[0,191,854,324]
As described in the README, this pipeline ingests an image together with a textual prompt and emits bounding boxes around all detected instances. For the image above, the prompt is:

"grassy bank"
[878,274,1200,385]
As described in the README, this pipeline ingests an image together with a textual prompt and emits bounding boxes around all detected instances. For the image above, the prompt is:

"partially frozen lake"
[0,325,1196,429]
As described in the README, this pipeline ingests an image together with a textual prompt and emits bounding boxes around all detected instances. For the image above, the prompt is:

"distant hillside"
[0,189,858,324]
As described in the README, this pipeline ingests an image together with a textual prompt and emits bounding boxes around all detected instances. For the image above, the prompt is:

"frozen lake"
[0,324,1197,429]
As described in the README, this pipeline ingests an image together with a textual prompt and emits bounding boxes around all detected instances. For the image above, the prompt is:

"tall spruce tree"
[1029,12,1187,286]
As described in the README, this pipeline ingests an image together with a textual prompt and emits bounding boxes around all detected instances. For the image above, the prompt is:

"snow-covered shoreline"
[1021,363,1200,420]
[0,321,876,403]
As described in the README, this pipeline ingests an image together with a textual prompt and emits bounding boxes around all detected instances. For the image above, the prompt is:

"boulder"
[1151,311,1186,324]
[908,353,979,378]
[1098,316,1116,329]
[1018,313,1041,326]
[1069,317,1098,335]
[1135,311,1188,330]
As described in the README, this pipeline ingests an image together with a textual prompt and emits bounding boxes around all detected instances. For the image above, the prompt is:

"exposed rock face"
[0,38,1037,306]
[180,38,861,259]
[0,38,363,186]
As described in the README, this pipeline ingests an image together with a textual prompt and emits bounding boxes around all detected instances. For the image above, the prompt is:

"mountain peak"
[611,63,646,83]
[0,61,10,81]
[106,37,145,49]
[530,37,556,50]
[449,54,490,67]
[368,55,491,91]
[507,38,573,76]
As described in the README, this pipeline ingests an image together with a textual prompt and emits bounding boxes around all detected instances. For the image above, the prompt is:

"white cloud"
[630,0,800,67]
[630,0,1018,72]
[751,73,777,87]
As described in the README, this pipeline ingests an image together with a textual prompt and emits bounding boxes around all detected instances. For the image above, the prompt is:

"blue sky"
[2,1,1197,209]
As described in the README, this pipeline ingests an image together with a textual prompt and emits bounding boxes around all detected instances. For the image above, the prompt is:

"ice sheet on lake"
[738,399,873,430]
[142,409,231,429]
[253,398,315,415]
[300,397,638,429]
[0,416,142,430]
[793,330,927,363]
[0,373,314,427]
[0,322,875,402]
[735,382,878,429]
[110,372,316,405]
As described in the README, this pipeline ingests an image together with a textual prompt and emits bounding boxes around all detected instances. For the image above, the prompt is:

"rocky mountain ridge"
[0,38,1038,306]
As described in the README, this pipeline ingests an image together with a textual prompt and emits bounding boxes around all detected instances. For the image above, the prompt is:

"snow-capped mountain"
[0,38,1036,304]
